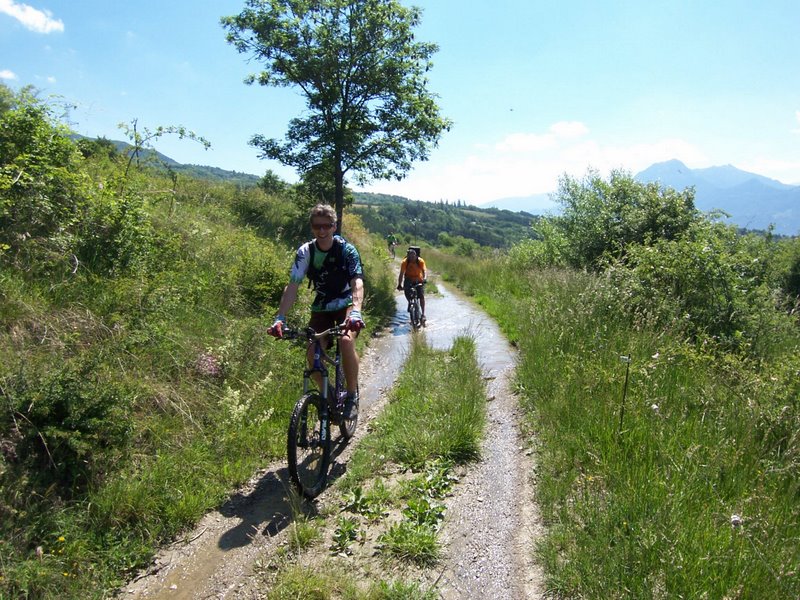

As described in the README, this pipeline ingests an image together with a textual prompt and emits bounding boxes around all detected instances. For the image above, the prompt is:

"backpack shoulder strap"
[306,239,317,288]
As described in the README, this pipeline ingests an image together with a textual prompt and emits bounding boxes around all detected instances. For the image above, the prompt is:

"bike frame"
[283,323,355,499]
[300,327,346,417]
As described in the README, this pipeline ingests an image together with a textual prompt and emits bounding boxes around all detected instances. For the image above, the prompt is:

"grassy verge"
[429,249,800,599]
[0,177,396,598]
[257,334,486,598]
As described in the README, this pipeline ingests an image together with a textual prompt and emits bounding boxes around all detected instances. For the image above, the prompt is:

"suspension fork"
[302,340,330,432]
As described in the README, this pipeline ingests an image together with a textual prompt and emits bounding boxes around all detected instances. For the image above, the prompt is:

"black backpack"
[306,236,348,291]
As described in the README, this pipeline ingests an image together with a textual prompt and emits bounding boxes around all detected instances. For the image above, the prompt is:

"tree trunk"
[334,155,345,235]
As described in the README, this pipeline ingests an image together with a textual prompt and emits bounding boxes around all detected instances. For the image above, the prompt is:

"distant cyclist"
[386,231,398,258]
[397,247,427,324]
[268,204,364,420]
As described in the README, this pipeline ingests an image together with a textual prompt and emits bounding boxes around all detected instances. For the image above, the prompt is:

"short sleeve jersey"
[289,235,364,312]
[400,257,426,282]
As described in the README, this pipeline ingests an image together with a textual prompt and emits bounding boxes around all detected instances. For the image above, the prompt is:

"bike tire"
[410,299,421,329]
[287,392,331,499]
[339,384,358,439]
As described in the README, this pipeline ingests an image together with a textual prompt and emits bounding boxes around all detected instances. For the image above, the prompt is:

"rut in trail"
[123,280,546,599]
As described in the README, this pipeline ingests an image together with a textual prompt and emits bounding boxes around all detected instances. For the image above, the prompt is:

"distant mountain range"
[81,135,799,236]
[635,160,799,235]
[481,160,800,236]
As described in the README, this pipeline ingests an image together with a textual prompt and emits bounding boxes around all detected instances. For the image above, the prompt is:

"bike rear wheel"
[287,392,331,499]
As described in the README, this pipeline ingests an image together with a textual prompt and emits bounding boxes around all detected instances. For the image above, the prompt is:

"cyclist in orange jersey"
[397,248,427,323]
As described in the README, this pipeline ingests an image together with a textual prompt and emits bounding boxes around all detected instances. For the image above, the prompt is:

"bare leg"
[306,342,324,392]
[340,332,359,395]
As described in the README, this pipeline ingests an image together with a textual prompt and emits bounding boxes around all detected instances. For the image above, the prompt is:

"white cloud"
[0,0,64,34]
[739,157,800,185]
[361,124,709,204]
[495,121,589,153]
[549,121,590,138]
[0,69,18,80]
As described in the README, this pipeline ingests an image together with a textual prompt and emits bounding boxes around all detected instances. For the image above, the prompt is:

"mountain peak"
[636,159,695,188]
[653,159,690,170]
[634,160,799,235]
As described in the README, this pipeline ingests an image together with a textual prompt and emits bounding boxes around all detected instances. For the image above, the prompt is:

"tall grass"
[431,251,800,599]
[0,174,396,598]
[343,334,486,488]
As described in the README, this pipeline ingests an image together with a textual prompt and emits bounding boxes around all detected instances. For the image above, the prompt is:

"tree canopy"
[222,0,451,230]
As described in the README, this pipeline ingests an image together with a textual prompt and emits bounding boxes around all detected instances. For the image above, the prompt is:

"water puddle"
[361,280,514,410]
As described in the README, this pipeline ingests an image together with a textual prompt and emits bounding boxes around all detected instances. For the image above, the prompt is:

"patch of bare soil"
[121,281,547,599]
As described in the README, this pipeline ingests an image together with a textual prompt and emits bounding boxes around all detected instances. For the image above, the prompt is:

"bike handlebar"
[279,323,350,341]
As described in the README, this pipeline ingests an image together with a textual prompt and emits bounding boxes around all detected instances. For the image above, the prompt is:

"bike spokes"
[287,393,330,498]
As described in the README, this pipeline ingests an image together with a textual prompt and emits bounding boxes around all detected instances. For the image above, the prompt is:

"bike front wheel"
[410,298,422,329]
[287,392,331,499]
[339,385,359,440]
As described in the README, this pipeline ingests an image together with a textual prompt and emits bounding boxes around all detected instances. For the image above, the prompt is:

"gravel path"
[418,283,545,599]
[122,280,546,599]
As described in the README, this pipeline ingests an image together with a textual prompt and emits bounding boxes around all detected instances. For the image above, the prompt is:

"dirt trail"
[123,279,545,599]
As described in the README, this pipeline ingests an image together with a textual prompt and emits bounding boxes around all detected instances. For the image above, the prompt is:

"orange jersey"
[400,257,426,281]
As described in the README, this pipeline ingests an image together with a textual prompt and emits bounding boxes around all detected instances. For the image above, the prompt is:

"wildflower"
[57,536,65,542]
[730,514,743,528]
[194,352,223,378]
[651,352,660,360]
[650,403,660,414]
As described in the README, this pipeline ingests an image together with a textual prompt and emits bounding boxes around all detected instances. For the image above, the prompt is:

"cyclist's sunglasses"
[311,222,335,230]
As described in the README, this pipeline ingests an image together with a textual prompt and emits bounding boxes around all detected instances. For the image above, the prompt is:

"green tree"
[222,0,451,231]
[259,168,287,195]
[550,169,699,270]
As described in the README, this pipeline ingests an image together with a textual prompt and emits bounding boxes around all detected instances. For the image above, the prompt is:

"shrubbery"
[527,169,799,358]
[0,84,397,597]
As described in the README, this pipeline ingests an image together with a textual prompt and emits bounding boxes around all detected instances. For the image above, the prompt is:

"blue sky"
[2,0,799,205]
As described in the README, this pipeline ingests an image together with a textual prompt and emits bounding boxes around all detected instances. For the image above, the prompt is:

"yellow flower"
[58,536,66,542]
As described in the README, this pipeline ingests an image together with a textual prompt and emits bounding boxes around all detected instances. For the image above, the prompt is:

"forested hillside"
[0,84,395,598]
[72,134,262,186]
[352,191,539,251]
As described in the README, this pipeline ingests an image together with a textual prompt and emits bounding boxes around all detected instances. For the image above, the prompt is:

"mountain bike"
[279,324,358,499]
[407,282,425,329]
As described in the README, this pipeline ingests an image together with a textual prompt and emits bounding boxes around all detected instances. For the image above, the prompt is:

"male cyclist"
[386,230,398,258]
[268,204,364,420]
[397,247,426,324]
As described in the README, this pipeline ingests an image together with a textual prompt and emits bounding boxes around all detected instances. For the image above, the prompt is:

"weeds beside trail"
[429,248,800,599]
[0,152,397,596]
[257,334,486,598]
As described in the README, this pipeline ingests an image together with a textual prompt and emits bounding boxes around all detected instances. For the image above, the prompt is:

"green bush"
[0,93,89,270]
[77,181,161,274]
[548,169,699,270]
[2,360,134,495]
[601,220,796,356]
